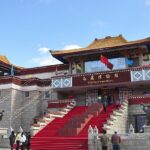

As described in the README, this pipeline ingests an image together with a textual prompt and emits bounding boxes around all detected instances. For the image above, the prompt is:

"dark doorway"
[135,114,146,133]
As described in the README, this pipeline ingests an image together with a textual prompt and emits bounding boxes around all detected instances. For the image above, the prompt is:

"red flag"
[100,54,113,70]
[100,55,109,65]
[107,62,113,70]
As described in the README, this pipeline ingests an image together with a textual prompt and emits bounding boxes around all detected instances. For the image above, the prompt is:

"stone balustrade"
[30,100,76,136]
[88,126,150,150]
[87,100,150,150]
[103,100,128,134]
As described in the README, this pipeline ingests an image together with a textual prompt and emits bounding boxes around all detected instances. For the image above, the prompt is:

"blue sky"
[0,0,150,68]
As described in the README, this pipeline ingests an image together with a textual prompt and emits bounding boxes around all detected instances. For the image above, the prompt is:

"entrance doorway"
[85,88,119,105]
[86,89,98,105]
[135,115,146,133]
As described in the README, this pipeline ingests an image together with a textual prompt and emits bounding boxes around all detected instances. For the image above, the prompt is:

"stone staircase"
[103,100,128,134]
[30,100,76,135]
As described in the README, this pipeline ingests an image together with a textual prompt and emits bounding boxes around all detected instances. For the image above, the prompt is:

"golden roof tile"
[0,55,24,69]
[51,35,150,56]
[86,34,127,49]
[0,55,10,64]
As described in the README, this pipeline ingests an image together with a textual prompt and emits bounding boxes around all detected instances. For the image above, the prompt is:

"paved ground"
[0,148,9,150]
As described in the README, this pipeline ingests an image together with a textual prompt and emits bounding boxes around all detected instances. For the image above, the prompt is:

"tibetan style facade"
[50,35,150,132]
[1,35,150,134]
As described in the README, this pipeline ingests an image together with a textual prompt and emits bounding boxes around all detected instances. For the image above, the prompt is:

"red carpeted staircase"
[31,137,88,150]
[31,105,115,150]
[79,104,116,137]
[34,106,87,137]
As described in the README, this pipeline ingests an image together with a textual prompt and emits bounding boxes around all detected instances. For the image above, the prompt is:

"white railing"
[30,100,76,136]
[103,100,128,134]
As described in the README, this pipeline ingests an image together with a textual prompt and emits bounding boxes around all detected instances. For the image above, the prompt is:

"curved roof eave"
[50,39,150,63]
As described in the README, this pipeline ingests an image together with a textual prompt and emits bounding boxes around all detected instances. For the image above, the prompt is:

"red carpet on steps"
[79,104,116,137]
[31,105,115,150]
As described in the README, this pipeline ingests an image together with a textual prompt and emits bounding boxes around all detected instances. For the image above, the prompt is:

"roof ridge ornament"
[105,36,111,39]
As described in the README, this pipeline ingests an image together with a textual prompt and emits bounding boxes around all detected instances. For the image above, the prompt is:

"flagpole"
[10,64,14,77]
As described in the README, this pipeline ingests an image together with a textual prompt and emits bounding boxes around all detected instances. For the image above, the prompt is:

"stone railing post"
[128,124,135,138]
[93,126,100,150]
[88,125,94,150]
[129,124,135,134]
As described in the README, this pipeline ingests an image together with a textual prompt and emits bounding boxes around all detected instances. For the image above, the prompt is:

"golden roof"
[0,55,10,64]
[51,35,150,56]
[0,55,23,69]
[86,34,127,49]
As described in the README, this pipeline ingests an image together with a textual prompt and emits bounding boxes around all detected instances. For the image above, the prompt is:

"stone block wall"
[21,91,43,131]
[0,88,50,132]
[121,135,150,150]
[0,89,12,129]
[11,89,45,132]
[51,89,58,100]
[11,89,23,131]
[0,87,52,147]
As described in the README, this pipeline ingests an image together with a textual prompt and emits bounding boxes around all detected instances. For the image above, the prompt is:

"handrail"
[129,95,150,99]
[47,98,74,104]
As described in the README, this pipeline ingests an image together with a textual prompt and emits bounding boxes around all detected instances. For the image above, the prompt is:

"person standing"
[20,132,27,150]
[26,132,31,150]
[111,131,121,150]
[100,130,109,150]
[103,96,107,112]
[15,132,21,150]
[9,131,16,150]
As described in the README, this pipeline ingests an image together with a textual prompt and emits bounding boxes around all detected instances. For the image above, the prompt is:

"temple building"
[50,35,150,132]
[0,35,150,149]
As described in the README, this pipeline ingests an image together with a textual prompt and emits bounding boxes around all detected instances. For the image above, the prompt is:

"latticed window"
[45,91,50,99]
[25,91,29,98]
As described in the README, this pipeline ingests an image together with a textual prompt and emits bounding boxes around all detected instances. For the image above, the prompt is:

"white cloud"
[62,44,81,50]
[31,56,62,66]
[29,46,62,66]
[29,44,81,67]
[145,0,150,6]
[38,47,49,54]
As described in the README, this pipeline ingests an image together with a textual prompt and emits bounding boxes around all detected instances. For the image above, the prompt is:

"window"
[71,62,82,74]
[4,72,9,76]
[25,91,30,98]
[76,62,82,73]
[84,57,126,73]
[44,91,50,99]
[131,57,139,67]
